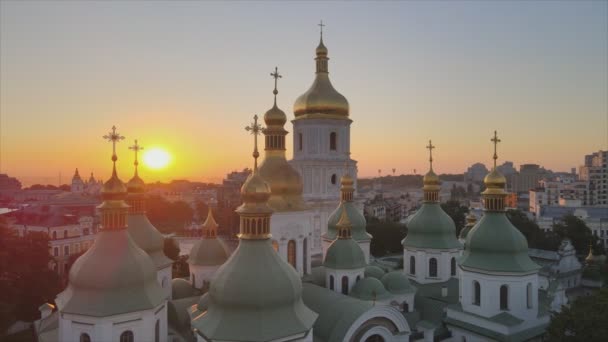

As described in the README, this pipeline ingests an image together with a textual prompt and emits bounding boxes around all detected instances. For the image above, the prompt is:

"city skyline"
[1,1,607,186]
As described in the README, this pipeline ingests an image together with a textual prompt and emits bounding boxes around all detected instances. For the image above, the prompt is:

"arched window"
[64,230,68,238]
[64,246,69,256]
[527,283,533,308]
[410,256,416,275]
[356,275,361,282]
[161,277,168,289]
[287,240,296,268]
[429,258,438,277]
[191,274,196,287]
[53,247,59,257]
[473,281,481,305]
[403,301,409,313]
[364,335,385,342]
[329,275,335,290]
[341,276,349,295]
[330,132,337,151]
[120,331,134,342]
[303,238,308,274]
[500,285,509,310]
[298,133,303,151]
[331,174,337,185]
[52,231,57,240]
[272,240,279,252]
[79,333,91,342]
[155,319,160,342]
[451,257,456,276]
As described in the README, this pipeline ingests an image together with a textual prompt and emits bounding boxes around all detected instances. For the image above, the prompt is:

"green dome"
[459,225,472,240]
[380,271,415,294]
[364,265,385,279]
[172,278,199,300]
[324,238,366,270]
[403,203,461,249]
[326,202,371,241]
[350,277,390,301]
[188,238,229,266]
[460,212,540,273]
[62,230,164,317]
[128,214,173,268]
[191,239,317,341]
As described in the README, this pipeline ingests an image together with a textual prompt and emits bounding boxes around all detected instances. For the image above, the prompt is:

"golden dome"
[127,174,145,193]
[423,169,440,192]
[264,103,287,127]
[484,168,507,189]
[102,165,127,199]
[293,36,349,119]
[258,156,306,212]
[340,173,354,187]
[241,171,271,204]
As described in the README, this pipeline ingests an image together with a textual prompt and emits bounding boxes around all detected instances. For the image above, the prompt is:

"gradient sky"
[1,1,607,186]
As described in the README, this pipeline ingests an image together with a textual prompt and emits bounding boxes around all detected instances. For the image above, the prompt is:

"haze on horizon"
[1,1,606,186]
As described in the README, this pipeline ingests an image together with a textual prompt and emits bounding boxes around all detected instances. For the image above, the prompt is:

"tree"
[441,200,468,235]
[367,221,406,257]
[546,288,608,341]
[164,237,180,261]
[0,218,62,330]
[506,209,560,251]
[553,215,597,256]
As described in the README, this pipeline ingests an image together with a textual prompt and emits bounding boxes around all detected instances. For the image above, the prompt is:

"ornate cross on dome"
[270,66,282,103]
[426,140,435,170]
[129,139,144,171]
[491,130,501,167]
[245,115,264,169]
[103,125,125,162]
[318,20,325,39]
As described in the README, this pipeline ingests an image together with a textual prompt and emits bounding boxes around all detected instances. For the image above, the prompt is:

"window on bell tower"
[298,133,303,151]
[330,132,337,151]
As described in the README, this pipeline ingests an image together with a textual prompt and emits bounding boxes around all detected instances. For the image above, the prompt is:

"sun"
[143,148,171,169]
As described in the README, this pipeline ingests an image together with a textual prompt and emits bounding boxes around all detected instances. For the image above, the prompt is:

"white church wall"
[271,210,314,275]
[325,267,364,295]
[404,248,461,284]
[157,265,172,300]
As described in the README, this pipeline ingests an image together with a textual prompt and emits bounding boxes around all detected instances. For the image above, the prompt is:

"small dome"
[126,174,145,193]
[460,212,540,273]
[324,238,366,270]
[340,173,354,187]
[240,171,271,204]
[381,271,414,294]
[483,168,507,191]
[189,238,229,266]
[350,277,390,301]
[264,103,287,127]
[101,168,127,198]
[326,203,370,241]
[423,169,440,187]
[172,278,198,300]
[293,75,349,118]
[364,265,385,279]
[403,203,461,249]
[316,40,328,56]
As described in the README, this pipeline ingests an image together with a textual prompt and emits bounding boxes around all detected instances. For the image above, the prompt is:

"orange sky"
[1,2,606,186]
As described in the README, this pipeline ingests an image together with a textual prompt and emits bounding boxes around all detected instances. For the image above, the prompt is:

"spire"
[316,20,329,73]
[482,131,508,211]
[126,139,146,213]
[263,68,287,151]
[238,115,273,240]
[99,125,129,230]
[129,139,144,178]
[422,140,440,203]
[202,207,218,239]
[245,115,264,170]
[336,206,353,239]
[73,168,81,180]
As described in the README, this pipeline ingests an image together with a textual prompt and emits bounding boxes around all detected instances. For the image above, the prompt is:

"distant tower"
[188,207,229,289]
[290,22,357,255]
[71,168,84,193]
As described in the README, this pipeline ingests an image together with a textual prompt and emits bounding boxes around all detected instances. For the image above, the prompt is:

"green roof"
[168,296,198,334]
[128,214,173,268]
[381,271,415,294]
[364,265,386,279]
[460,212,541,273]
[350,277,391,301]
[171,278,200,300]
[302,283,373,342]
[188,237,229,266]
[191,239,317,341]
[403,203,462,250]
[324,238,366,270]
[61,230,164,317]
[326,202,371,241]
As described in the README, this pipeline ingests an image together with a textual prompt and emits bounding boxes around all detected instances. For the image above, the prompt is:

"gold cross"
[426,139,435,170]
[129,139,144,169]
[245,115,264,169]
[491,130,501,167]
[318,20,325,38]
[103,125,125,162]
[270,66,282,102]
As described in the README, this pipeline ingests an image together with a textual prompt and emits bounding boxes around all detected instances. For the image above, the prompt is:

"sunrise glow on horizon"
[1,1,606,186]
